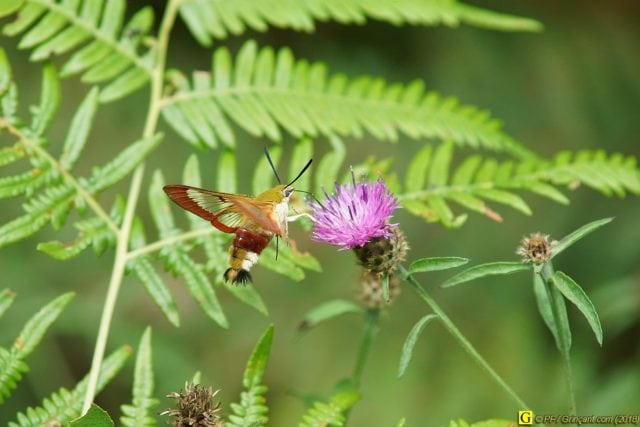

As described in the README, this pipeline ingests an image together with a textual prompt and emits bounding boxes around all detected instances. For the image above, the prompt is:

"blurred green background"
[1,1,639,425]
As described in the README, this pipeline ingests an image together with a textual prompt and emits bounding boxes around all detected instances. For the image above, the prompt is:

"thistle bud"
[161,382,224,427]
[357,270,401,308]
[516,232,557,264]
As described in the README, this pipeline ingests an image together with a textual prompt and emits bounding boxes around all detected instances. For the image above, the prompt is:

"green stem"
[352,308,379,385]
[80,0,182,414]
[541,263,577,415]
[398,265,529,408]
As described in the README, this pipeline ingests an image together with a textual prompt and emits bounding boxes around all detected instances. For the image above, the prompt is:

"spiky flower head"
[516,232,557,264]
[357,270,401,308]
[310,177,399,250]
[353,228,409,273]
[161,382,223,427]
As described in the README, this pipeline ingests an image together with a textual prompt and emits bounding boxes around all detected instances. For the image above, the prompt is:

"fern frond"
[9,345,131,427]
[160,41,534,159]
[120,327,157,427]
[178,0,542,46]
[2,0,154,102]
[0,292,74,404]
[298,390,361,427]
[397,143,640,227]
[0,50,162,250]
[227,325,273,427]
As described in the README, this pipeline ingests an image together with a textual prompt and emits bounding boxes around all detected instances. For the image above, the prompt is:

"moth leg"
[287,212,314,222]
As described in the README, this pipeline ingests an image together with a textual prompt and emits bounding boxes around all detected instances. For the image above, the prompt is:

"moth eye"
[284,187,294,197]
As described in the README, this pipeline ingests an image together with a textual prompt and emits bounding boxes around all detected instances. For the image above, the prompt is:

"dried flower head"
[161,382,223,427]
[357,270,401,308]
[516,232,557,264]
[310,177,399,250]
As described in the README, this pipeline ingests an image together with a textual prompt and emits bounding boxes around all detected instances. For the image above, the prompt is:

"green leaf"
[14,292,74,357]
[428,141,454,186]
[410,257,469,273]
[298,390,361,427]
[259,245,305,281]
[30,61,60,136]
[217,149,237,193]
[71,404,114,427]
[58,87,99,169]
[382,272,390,302]
[298,300,363,333]
[404,144,432,192]
[120,327,157,427]
[314,135,346,195]
[532,273,561,350]
[551,272,603,346]
[0,48,11,95]
[223,282,269,316]
[0,0,23,18]
[128,257,180,327]
[552,217,613,259]
[244,324,273,388]
[9,346,131,427]
[441,262,530,288]
[289,138,313,190]
[398,314,438,378]
[99,66,149,103]
[395,418,406,427]
[0,288,16,318]
[148,170,177,237]
[88,134,162,192]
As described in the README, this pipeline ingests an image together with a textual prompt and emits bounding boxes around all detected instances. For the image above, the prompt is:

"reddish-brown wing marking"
[163,185,280,234]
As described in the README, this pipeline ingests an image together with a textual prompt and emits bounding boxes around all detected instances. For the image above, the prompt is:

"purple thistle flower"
[310,177,399,250]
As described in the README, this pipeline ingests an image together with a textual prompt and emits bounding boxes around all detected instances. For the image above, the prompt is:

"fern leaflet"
[298,390,361,427]
[160,40,534,159]
[0,293,74,404]
[178,0,542,46]
[2,0,154,102]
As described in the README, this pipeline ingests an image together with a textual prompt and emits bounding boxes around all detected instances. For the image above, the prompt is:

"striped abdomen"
[224,228,273,284]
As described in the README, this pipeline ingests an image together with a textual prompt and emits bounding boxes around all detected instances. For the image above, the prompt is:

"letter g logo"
[518,410,533,425]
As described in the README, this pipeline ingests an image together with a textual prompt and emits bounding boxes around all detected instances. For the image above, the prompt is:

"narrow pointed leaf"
[244,325,273,388]
[14,292,74,357]
[398,314,438,378]
[410,257,468,274]
[551,271,603,345]
[552,217,613,259]
[532,273,561,349]
[298,300,363,333]
[60,87,99,169]
[404,145,432,192]
[30,62,61,136]
[217,149,236,193]
[0,289,16,318]
[442,262,530,288]
[128,257,180,327]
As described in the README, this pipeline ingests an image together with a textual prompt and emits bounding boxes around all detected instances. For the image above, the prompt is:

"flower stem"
[397,265,529,409]
[541,262,577,415]
[80,0,181,414]
[352,308,379,385]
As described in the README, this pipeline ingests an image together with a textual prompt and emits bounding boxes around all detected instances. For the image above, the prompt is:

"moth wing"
[163,185,251,234]
[231,197,283,236]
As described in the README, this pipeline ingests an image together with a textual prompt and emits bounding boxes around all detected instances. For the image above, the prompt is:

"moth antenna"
[264,146,282,184]
[287,158,313,187]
